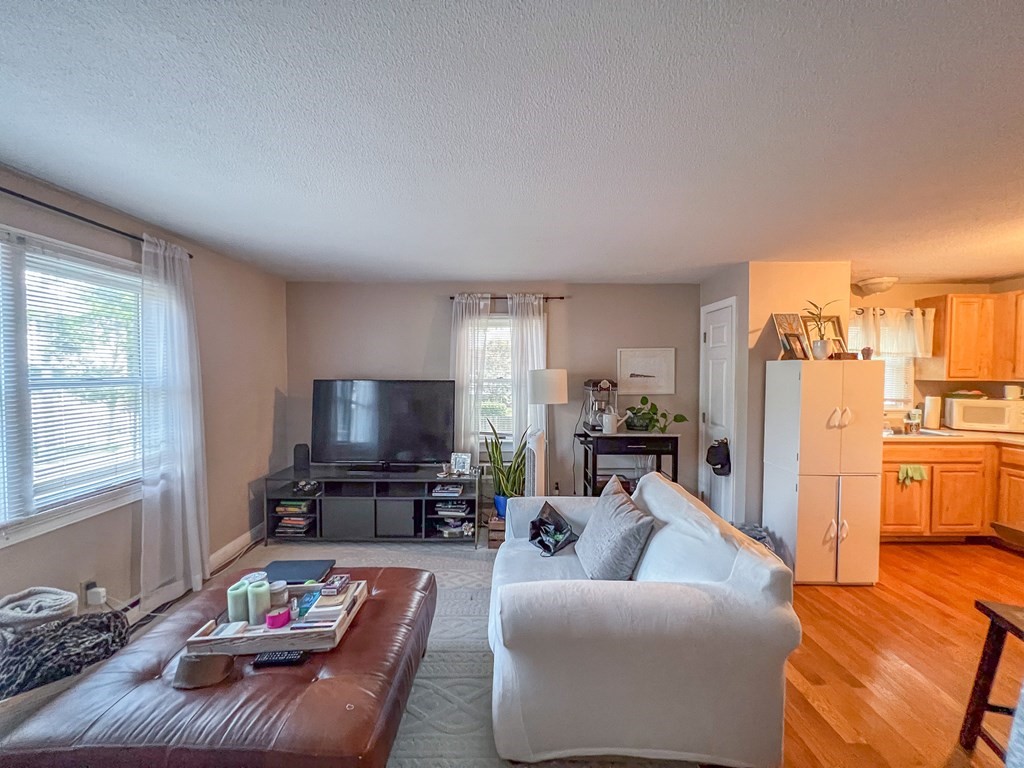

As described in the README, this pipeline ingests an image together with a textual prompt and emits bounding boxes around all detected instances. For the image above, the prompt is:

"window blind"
[1,229,142,528]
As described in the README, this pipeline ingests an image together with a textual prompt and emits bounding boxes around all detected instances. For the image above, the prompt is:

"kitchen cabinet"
[881,464,929,534]
[930,463,988,533]
[1016,293,1024,380]
[1000,447,1024,526]
[915,294,995,381]
[880,443,996,537]
[763,360,884,584]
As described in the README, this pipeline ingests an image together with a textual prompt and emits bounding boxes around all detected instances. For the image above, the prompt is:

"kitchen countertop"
[884,429,1024,447]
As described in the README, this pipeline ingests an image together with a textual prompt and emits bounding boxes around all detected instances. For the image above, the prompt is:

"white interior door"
[698,298,736,522]
[795,475,839,584]
[837,474,882,584]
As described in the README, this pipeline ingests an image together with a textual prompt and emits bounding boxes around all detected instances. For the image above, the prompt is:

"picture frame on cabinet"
[784,333,810,360]
[801,314,845,347]
[772,313,807,359]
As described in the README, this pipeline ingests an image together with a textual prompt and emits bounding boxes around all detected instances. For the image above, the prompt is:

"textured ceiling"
[0,1,1022,283]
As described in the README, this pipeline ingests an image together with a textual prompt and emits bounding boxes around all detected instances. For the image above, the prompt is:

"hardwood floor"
[784,544,1024,767]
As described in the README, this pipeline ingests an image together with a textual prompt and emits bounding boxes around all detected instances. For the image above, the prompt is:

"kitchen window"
[848,323,915,410]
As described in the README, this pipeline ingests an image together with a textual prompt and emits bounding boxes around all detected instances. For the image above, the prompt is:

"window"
[1,229,142,531]
[848,323,914,410]
[478,315,512,436]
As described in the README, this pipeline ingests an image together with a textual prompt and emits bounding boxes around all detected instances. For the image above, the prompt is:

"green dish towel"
[898,464,928,486]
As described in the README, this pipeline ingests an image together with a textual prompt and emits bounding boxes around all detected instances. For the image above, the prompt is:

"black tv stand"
[264,465,482,545]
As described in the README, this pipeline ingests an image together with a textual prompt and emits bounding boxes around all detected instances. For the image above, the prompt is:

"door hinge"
[701,412,706,423]
[703,331,707,343]
[795,482,798,493]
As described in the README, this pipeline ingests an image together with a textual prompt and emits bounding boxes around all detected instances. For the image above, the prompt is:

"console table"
[263,466,481,546]
[575,428,679,496]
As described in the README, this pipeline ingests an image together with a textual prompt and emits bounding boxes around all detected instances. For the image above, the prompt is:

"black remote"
[253,650,309,668]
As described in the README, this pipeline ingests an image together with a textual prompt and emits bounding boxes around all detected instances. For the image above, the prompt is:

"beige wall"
[286,281,700,494]
[0,166,288,602]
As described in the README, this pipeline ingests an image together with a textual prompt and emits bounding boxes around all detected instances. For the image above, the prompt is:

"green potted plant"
[803,299,838,359]
[624,397,687,433]
[484,420,527,518]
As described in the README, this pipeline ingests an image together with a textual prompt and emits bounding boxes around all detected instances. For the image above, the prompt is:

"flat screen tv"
[311,379,455,465]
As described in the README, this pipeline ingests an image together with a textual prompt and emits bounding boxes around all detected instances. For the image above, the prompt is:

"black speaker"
[294,443,310,473]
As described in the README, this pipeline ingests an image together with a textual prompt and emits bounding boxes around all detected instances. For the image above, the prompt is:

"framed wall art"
[617,348,675,395]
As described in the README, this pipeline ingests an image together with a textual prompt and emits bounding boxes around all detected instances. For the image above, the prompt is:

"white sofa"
[488,472,802,768]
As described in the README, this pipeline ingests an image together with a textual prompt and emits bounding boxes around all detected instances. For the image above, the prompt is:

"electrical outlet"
[80,580,97,606]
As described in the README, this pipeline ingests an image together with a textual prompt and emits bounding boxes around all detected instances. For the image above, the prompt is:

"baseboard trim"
[209,523,265,572]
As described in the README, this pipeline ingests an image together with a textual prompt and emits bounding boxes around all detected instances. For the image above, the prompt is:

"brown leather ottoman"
[0,567,437,768]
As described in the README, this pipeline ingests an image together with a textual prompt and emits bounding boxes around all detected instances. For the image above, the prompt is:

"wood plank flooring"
[783,544,1024,768]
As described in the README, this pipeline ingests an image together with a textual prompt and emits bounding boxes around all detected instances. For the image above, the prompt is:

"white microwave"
[944,398,1024,433]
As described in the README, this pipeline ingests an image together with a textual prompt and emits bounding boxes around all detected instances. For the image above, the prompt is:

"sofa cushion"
[574,484,654,580]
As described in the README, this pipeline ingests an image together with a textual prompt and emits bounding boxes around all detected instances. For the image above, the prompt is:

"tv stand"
[263,465,481,546]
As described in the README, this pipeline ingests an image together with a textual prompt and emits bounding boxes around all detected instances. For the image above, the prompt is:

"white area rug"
[239,541,695,768]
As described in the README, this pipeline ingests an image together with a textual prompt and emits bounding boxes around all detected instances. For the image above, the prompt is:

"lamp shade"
[528,368,568,405]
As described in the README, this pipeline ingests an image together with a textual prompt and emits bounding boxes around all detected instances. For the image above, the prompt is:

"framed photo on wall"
[617,348,675,395]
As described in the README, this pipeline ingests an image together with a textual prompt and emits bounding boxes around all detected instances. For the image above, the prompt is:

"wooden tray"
[185,580,367,656]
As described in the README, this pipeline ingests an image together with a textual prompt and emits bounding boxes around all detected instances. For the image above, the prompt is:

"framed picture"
[801,315,845,348]
[772,313,808,359]
[450,452,471,474]
[617,348,675,395]
[784,333,810,360]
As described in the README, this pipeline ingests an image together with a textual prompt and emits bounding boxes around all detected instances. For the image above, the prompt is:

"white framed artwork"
[617,348,676,395]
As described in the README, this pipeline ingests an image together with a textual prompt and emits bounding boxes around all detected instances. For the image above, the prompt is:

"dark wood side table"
[574,428,679,496]
[959,600,1024,762]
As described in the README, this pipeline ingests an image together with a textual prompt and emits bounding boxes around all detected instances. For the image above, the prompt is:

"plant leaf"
[640,396,649,405]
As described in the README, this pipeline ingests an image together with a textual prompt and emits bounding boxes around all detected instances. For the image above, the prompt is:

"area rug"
[238,541,695,767]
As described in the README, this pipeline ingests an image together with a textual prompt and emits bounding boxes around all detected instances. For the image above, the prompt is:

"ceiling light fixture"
[854,276,899,296]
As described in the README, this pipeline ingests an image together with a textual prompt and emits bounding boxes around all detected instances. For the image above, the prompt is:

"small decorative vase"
[861,347,874,360]
[493,494,508,519]
[811,339,831,360]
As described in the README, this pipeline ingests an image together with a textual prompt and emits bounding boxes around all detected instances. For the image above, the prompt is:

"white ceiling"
[1,1,1022,283]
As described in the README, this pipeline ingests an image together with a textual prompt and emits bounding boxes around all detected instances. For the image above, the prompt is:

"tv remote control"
[253,650,309,668]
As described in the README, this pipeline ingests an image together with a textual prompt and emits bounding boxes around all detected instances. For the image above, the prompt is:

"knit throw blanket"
[0,587,78,650]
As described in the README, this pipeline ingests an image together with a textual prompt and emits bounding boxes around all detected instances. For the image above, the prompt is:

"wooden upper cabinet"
[881,464,929,535]
[930,463,987,533]
[915,293,1000,381]
[1015,292,1024,380]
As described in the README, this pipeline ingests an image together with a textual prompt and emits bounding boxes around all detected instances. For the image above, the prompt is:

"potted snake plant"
[484,420,528,518]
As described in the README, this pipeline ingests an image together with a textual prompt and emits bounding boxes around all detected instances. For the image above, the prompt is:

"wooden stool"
[959,600,1024,762]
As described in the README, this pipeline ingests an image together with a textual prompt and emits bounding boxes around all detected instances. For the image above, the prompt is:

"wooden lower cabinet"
[999,467,1024,526]
[881,464,929,534]
[880,443,995,538]
[930,464,987,533]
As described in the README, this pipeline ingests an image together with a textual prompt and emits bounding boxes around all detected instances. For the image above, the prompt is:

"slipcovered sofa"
[488,472,802,768]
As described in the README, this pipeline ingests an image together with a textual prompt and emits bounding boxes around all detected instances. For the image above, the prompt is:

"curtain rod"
[0,185,193,259]
[448,295,565,300]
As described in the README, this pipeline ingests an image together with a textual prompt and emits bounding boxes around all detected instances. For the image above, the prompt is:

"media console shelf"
[264,465,482,547]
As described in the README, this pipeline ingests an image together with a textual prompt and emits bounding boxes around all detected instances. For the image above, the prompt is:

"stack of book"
[432,484,464,498]
[274,516,313,538]
[275,499,313,514]
[434,500,469,518]
[304,581,356,623]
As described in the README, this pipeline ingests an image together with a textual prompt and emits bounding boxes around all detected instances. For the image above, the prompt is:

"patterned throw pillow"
[576,477,654,580]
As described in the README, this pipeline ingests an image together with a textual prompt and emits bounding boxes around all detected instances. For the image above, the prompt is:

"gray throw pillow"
[601,474,627,497]
[575,481,654,580]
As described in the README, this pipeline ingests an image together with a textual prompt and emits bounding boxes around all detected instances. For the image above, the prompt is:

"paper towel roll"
[923,396,942,429]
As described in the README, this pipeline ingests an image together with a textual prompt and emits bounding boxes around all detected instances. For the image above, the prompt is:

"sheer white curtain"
[140,235,210,612]
[848,307,935,357]
[508,294,547,440]
[450,293,491,464]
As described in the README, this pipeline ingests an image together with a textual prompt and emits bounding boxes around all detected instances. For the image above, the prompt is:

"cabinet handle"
[627,445,646,449]
[839,519,850,541]
[828,407,842,428]
[840,407,853,428]
[825,519,838,542]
